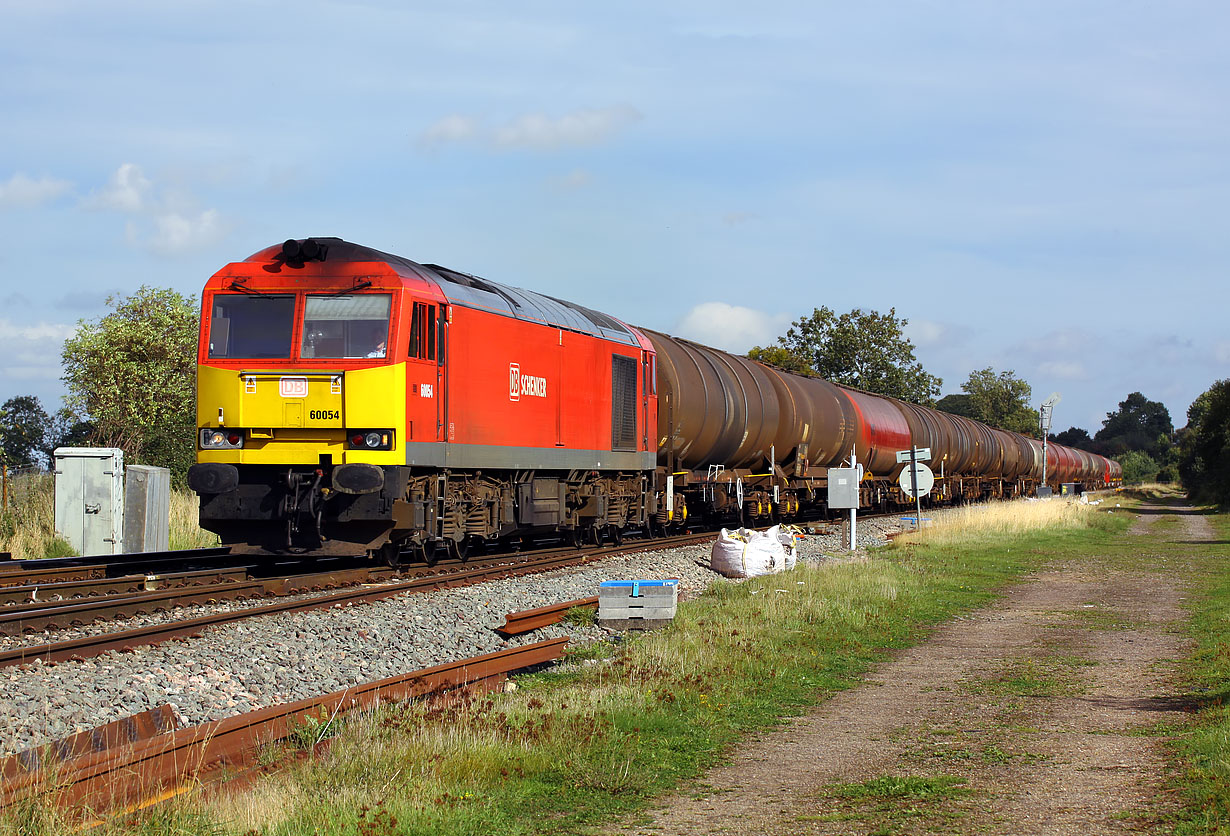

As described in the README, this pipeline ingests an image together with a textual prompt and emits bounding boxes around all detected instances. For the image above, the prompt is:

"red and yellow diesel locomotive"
[188,238,1120,559]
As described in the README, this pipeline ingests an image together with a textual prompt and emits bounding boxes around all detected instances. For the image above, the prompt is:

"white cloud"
[1038,360,1088,380]
[416,114,480,150]
[0,172,73,208]
[904,318,947,348]
[84,163,153,212]
[416,106,642,152]
[131,209,225,256]
[495,105,642,149]
[674,302,790,353]
[0,318,76,386]
[84,164,227,255]
[0,319,76,342]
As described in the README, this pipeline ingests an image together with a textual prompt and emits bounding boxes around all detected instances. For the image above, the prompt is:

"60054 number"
[309,410,340,420]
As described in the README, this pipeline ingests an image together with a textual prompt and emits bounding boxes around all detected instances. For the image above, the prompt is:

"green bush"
[1180,379,1230,507]
[1117,449,1159,485]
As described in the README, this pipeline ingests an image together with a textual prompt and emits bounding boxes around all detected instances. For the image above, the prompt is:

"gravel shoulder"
[1,519,898,756]
[613,502,1206,836]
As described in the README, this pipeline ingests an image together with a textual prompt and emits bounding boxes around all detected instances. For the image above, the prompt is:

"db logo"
[279,377,308,398]
[509,363,547,401]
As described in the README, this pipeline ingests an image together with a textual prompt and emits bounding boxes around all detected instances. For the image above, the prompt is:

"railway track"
[0,531,715,668]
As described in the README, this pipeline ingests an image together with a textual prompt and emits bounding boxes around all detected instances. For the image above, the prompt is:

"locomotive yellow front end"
[188,239,441,555]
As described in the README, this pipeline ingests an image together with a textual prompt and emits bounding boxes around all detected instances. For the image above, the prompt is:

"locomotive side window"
[409,303,422,358]
[302,294,392,359]
[208,294,295,359]
[408,302,437,361]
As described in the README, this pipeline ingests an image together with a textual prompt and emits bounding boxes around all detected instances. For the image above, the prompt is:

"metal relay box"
[54,447,125,556]
[827,467,860,510]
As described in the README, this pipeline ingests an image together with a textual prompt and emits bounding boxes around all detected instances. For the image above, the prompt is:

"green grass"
[2,501,1130,835]
[1167,509,1230,834]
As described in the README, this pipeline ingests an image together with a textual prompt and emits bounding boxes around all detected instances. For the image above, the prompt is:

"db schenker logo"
[509,363,547,401]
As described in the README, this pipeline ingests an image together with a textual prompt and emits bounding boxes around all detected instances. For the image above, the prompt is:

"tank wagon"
[188,238,1120,559]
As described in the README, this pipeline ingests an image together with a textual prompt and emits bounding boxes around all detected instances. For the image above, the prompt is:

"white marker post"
[849,447,858,551]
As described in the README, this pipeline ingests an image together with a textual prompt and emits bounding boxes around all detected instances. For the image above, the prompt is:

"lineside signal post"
[896,447,932,531]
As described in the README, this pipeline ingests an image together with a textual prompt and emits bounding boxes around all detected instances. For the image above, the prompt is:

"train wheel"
[610,526,624,546]
[448,536,469,561]
[569,528,584,549]
[588,525,602,547]
[418,540,438,566]
[378,542,402,568]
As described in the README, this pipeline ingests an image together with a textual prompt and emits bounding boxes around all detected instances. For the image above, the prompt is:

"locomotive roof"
[247,238,639,346]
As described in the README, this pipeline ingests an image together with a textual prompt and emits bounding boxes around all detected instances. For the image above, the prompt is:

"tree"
[745,344,810,375]
[1178,379,1230,507]
[1094,392,1173,457]
[935,393,976,419]
[748,307,942,405]
[1117,450,1160,485]
[1051,427,1093,449]
[61,286,198,482]
[0,395,51,468]
[959,367,1038,436]
[43,407,95,463]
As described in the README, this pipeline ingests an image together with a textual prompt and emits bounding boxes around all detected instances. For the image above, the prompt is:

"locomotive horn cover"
[333,463,385,495]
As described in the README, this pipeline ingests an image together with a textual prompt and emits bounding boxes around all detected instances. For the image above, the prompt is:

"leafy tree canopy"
[959,367,1038,436]
[61,286,198,482]
[1094,391,1173,457]
[1179,379,1230,507]
[748,306,942,405]
[0,395,50,468]
[1117,450,1160,485]
[1050,426,1093,449]
[935,393,976,419]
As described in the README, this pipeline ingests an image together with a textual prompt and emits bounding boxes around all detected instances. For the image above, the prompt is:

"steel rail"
[0,638,569,812]
[0,568,249,606]
[0,565,109,588]
[0,547,232,574]
[498,596,599,635]
[0,706,177,780]
[0,581,269,636]
[0,532,713,668]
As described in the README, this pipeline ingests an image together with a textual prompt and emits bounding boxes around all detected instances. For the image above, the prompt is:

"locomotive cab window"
[208,294,295,359]
[408,302,437,361]
[302,294,392,359]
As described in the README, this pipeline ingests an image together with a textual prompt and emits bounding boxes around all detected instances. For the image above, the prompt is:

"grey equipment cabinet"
[54,447,126,556]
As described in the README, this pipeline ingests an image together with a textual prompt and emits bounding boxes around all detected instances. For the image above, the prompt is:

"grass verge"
[1168,507,1230,834]
[5,498,1122,835]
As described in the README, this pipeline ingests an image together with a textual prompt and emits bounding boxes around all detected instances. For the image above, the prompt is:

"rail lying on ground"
[0,638,569,813]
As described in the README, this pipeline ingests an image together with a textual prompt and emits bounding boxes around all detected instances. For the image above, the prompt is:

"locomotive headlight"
[200,428,244,449]
[346,429,393,450]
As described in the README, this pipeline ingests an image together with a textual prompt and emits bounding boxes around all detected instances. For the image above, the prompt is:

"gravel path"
[1,519,902,756]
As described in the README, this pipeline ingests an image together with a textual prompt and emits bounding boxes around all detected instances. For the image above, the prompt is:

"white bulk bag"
[710,527,787,578]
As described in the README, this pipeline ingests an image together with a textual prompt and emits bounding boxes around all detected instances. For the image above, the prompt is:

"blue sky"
[2,1,1226,435]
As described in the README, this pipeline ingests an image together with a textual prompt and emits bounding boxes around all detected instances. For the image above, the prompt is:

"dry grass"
[0,473,216,557]
[170,488,219,551]
[894,497,1096,547]
[0,473,74,559]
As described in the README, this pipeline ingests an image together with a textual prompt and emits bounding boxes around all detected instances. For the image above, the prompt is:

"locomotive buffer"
[896,447,932,530]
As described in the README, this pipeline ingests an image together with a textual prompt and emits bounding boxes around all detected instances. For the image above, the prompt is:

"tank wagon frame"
[188,239,1121,560]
